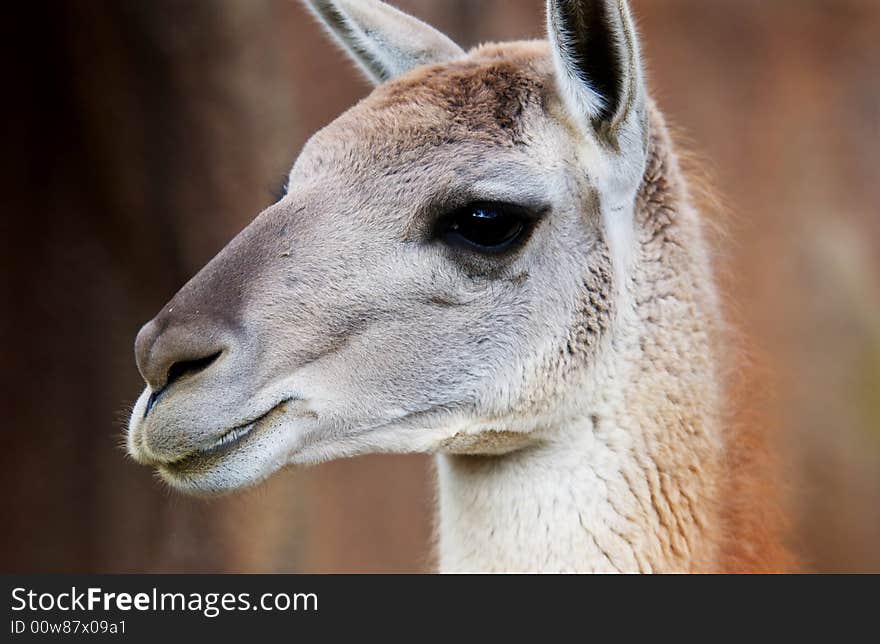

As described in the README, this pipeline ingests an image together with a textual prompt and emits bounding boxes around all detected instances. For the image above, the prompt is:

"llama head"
[128,0,649,494]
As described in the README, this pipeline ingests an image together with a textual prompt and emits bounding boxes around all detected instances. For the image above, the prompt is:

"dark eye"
[441,203,530,253]
[272,175,289,202]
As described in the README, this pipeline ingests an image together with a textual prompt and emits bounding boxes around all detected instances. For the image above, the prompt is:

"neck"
[435,112,729,573]
[436,396,724,573]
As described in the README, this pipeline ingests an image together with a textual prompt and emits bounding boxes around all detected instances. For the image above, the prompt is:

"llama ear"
[546,0,646,148]
[303,0,465,84]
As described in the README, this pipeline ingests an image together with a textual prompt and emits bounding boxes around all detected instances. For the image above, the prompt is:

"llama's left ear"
[547,0,646,149]
[303,0,465,85]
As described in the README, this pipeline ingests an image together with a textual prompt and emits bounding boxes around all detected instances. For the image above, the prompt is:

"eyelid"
[432,200,535,239]
[442,193,549,219]
[435,202,544,260]
[402,182,550,241]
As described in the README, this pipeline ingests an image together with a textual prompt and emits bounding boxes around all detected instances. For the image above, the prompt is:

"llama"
[127,0,789,572]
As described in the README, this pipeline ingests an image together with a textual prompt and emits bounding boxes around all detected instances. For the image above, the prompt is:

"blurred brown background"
[1,0,878,573]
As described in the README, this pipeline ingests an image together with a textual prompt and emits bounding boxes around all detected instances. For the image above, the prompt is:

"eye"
[272,175,289,202]
[440,202,531,254]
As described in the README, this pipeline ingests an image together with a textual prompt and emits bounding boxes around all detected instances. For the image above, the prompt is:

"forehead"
[293,42,555,183]
[370,42,552,144]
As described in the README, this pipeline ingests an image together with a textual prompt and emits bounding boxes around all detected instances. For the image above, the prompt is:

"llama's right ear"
[303,0,465,85]
[547,0,646,149]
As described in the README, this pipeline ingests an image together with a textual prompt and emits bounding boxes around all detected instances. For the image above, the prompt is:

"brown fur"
[638,106,793,572]
[372,42,548,146]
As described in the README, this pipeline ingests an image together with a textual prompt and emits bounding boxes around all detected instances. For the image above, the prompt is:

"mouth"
[157,398,294,481]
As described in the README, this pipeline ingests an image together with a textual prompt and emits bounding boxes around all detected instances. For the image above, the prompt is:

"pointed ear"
[546,0,646,148]
[303,0,465,84]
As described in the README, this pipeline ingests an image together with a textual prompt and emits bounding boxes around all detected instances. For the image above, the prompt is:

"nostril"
[143,351,222,418]
[165,351,222,390]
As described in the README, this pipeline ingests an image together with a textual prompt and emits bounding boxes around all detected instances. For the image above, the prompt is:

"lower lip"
[161,399,291,475]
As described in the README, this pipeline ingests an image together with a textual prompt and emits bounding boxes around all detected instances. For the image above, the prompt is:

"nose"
[135,312,226,412]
